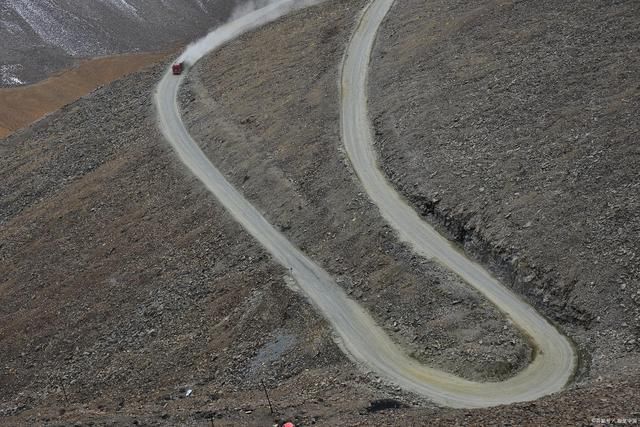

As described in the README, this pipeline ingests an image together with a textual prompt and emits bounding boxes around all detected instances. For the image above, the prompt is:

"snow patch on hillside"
[99,0,141,19]
[1,64,24,86]
[9,0,102,55]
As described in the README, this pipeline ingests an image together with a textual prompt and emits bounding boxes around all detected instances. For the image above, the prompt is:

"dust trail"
[178,0,323,66]
[230,0,280,20]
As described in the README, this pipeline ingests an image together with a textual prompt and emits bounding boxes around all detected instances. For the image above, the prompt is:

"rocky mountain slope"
[1,0,639,424]
[369,0,640,385]
[1,2,432,425]
[0,0,242,86]
[0,49,350,427]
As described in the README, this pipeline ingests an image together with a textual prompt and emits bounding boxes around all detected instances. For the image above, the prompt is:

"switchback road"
[154,0,576,408]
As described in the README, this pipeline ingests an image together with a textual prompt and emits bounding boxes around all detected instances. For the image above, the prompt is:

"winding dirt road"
[340,0,576,407]
[154,0,576,408]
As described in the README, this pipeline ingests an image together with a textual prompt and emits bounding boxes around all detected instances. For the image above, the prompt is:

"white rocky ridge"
[0,64,24,86]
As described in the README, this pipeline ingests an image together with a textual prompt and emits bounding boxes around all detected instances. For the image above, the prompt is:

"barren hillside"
[0,51,170,139]
[1,0,639,424]
[369,0,640,383]
[0,47,352,427]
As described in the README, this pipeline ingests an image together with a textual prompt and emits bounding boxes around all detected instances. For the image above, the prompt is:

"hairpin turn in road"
[154,0,576,408]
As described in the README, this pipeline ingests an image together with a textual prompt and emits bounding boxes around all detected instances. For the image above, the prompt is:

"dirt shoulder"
[369,0,640,392]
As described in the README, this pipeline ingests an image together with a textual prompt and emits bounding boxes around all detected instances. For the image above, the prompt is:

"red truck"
[172,62,185,75]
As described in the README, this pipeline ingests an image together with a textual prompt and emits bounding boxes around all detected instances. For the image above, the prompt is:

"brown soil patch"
[0,52,171,138]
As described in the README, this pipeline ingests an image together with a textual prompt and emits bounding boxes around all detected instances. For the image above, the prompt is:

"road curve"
[340,0,576,407]
[154,0,576,408]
